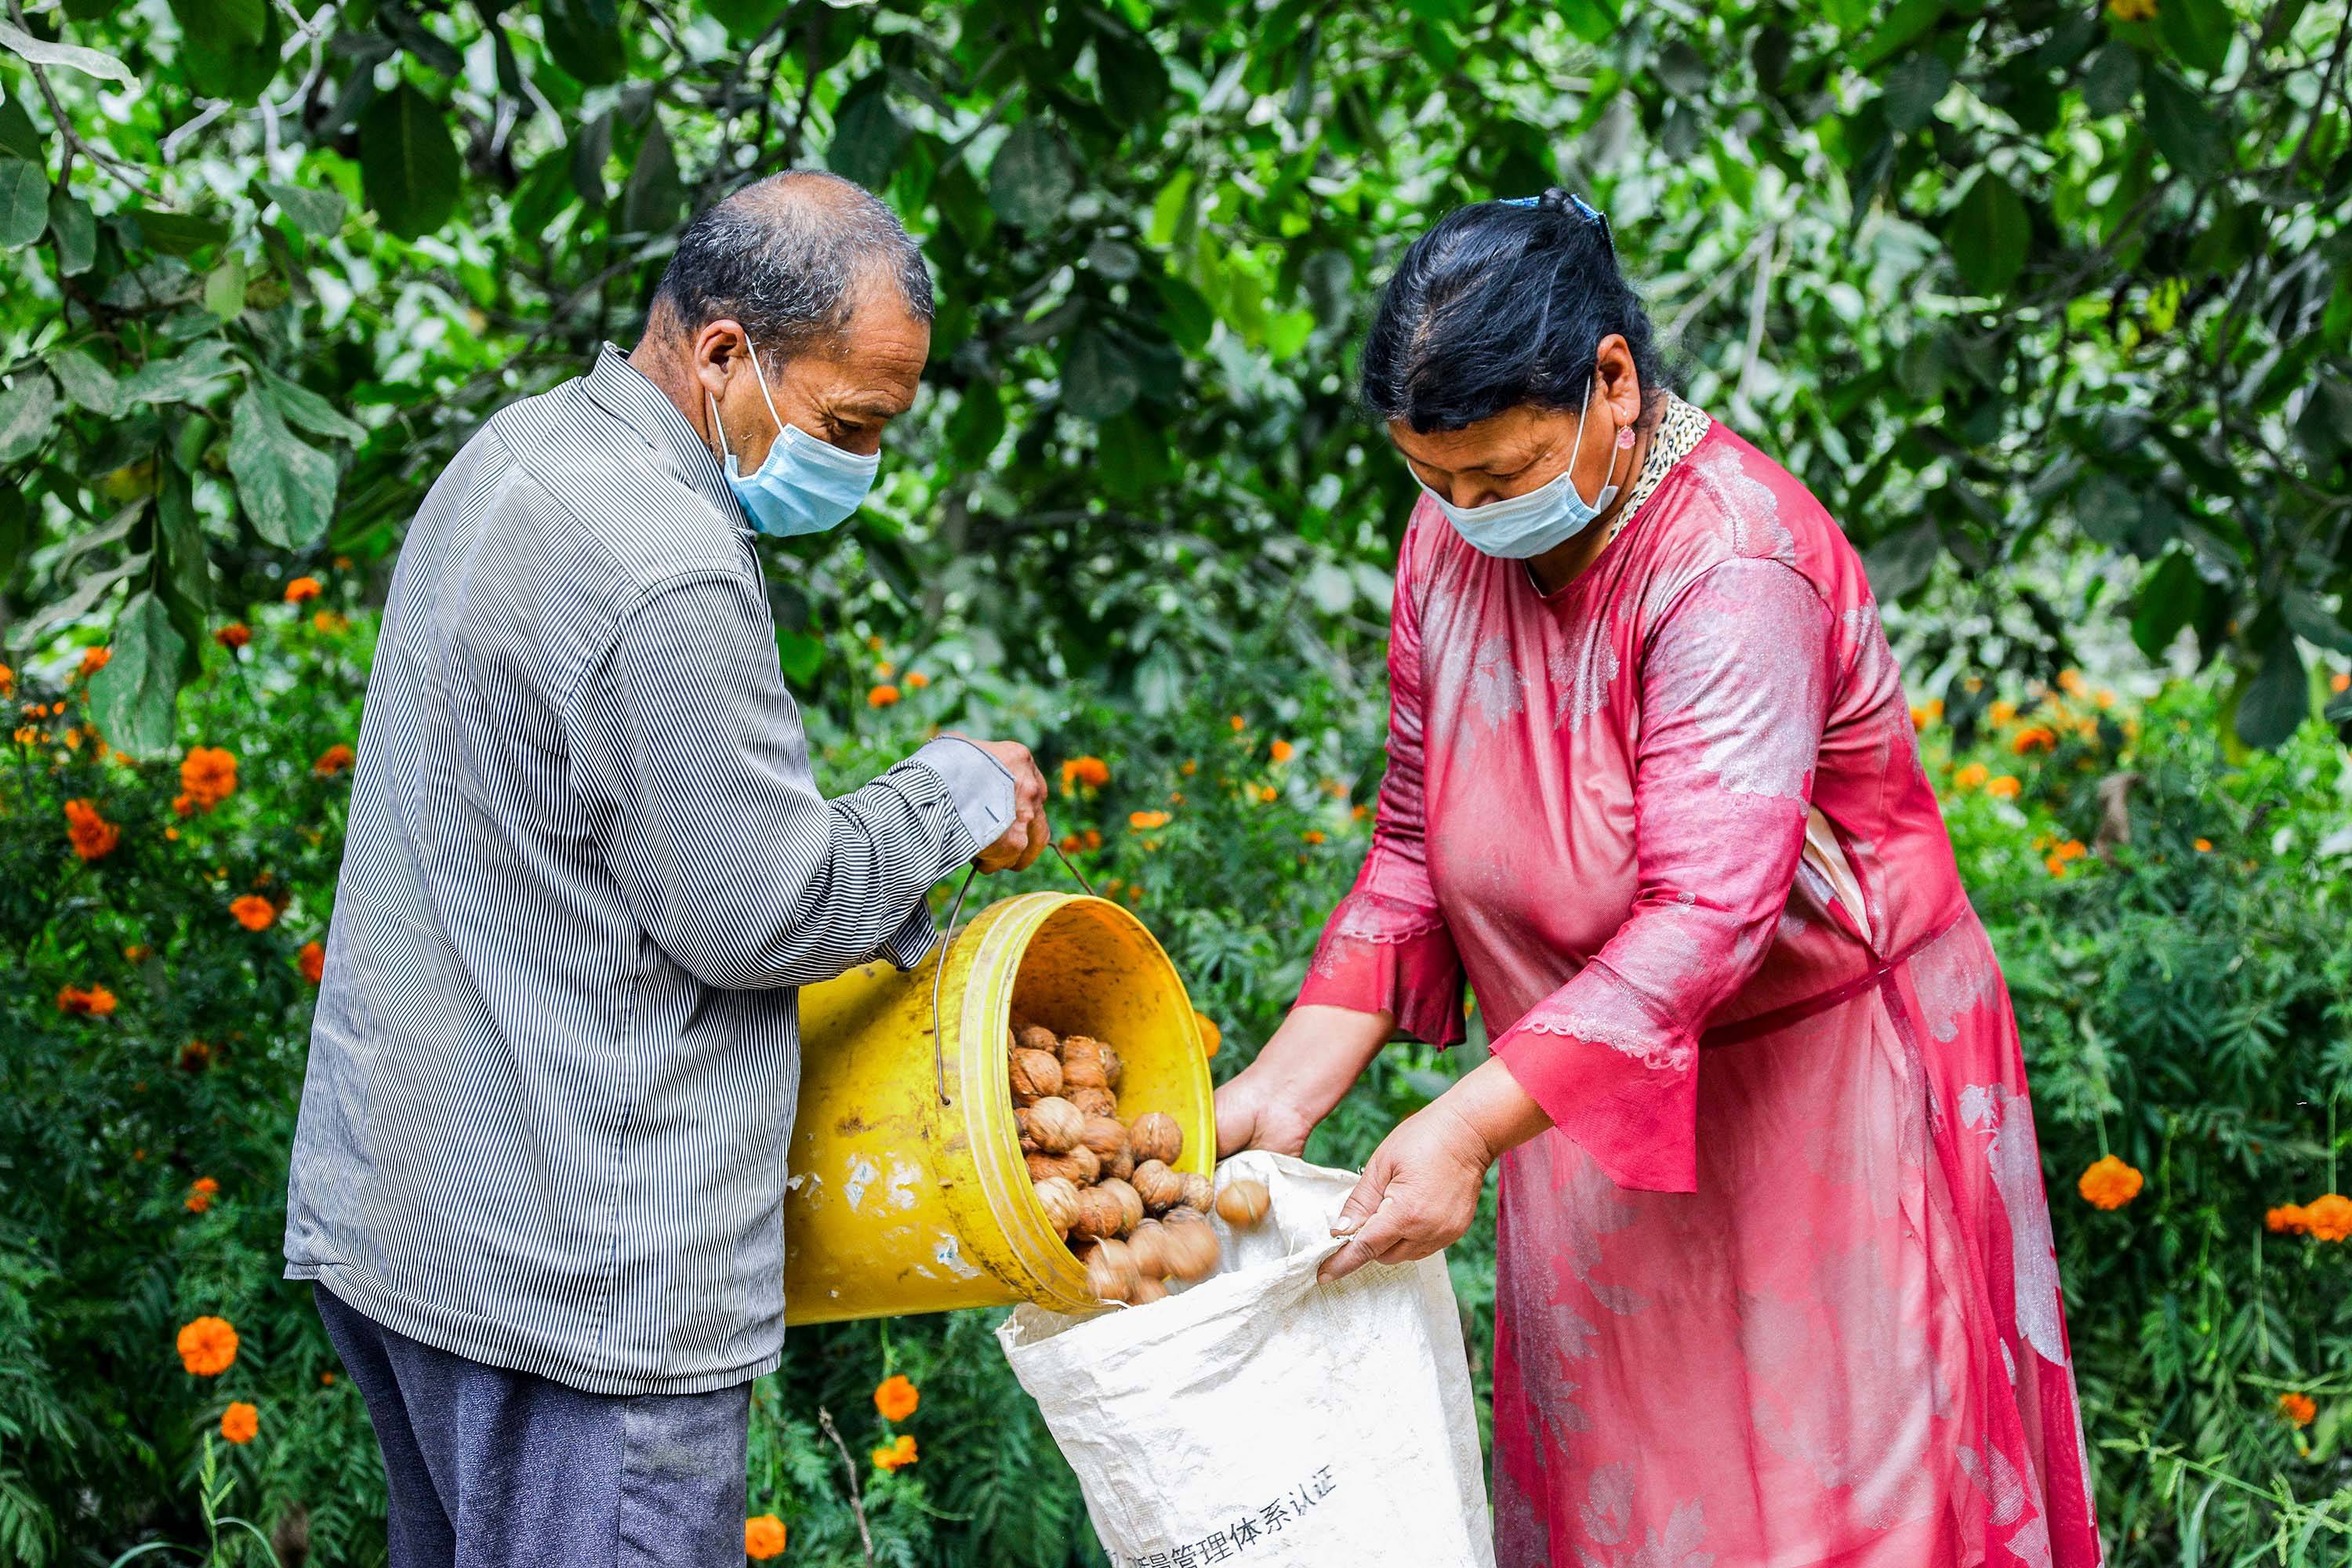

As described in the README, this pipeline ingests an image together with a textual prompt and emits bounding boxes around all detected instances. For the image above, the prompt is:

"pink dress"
[1299,415,2103,1568]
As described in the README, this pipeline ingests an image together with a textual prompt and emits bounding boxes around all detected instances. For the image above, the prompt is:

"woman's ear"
[1594,333,1642,427]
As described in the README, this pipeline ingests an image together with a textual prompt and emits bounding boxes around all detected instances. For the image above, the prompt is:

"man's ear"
[691,319,749,400]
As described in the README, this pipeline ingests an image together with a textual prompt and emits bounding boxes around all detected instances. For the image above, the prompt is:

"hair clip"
[1501,191,1613,249]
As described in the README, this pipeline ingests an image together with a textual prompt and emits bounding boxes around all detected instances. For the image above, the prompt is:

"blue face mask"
[710,332,880,539]
[1416,388,1624,561]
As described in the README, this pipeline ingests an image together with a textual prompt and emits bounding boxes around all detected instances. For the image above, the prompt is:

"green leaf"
[8,549,148,652]
[827,83,907,193]
[1555,0,1617,43]
[2157,0,2233,74]
[47,348,120,416]
[203,254,249,318]
[2130,550,2201,659]
[1861,520,1939,599]
[775,630,824,685]
[47,190,94,274]
[258,180,347,239]
[705,0,790,38]
[1147,169,1193,249]
[257,366,366,444]
[0,95,43,162]
[2281,590,2352,655]
[1061,329,1140,422]
[2143,71,2227,181]
[2233,632,2307,749]
[131,207,230,256]
[510,150,578,241]
[0,158,45,249]
[169,0,281,104]
[154,466,210,677]
[178,0,266,47]
[616,117,683,236]
[541,0,626,85]
[1854,0,1947,71]
[56,500,145,579]
[0,371,56,461]
[361,82,461,241]
[0,20,133,82]
[0,489,29,585]
[571,111,614,206]
[88,591,188,760]
[227,388,338,546]
[1882,52,1951,132]
[1947,171,2030,296]
[989,119,1074,230]
[122,340,241,405]
[2081,43,2141,116]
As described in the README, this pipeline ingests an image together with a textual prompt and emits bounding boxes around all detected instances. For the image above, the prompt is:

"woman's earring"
[1616,426,1635,449]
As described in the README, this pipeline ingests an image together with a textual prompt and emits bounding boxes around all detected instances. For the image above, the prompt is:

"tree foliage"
[0,0,2346,746]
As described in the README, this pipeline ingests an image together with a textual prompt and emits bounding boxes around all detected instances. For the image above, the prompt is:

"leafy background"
[1,0,2349,1563]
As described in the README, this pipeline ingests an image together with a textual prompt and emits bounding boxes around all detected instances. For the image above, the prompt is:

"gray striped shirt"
[285,346,1012,1396]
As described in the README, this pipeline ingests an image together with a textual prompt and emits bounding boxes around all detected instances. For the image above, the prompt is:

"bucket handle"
[927,844,1102,1106]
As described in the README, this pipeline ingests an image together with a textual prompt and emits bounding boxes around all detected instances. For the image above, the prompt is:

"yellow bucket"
[782,891,1214,1325]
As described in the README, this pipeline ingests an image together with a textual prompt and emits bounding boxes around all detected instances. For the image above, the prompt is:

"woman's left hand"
[1318,1099,1494,1284]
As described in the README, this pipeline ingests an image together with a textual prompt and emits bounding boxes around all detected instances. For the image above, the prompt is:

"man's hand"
[955,735,1049,872]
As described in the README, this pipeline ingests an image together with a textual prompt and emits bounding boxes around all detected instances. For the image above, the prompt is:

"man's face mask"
[710,331,880,539]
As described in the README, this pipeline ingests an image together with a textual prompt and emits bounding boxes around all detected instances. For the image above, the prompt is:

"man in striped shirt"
[285,172,1047,1566]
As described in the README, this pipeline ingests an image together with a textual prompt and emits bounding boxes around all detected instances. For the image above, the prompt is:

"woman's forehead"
[1388,405,1576,470]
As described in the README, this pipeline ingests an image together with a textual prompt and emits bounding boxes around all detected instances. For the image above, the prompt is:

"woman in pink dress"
[1215,190,2103,1567]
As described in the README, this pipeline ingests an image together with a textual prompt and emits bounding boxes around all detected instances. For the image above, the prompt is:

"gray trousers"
[314,1284,750,1568]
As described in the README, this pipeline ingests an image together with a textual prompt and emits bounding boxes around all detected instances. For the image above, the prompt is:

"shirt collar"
[582,343,741,521]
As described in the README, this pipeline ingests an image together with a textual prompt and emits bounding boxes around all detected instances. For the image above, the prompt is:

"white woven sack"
[996,1150,1494,1568]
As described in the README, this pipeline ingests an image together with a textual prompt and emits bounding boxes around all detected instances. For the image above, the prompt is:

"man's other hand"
[954,736,1050,872]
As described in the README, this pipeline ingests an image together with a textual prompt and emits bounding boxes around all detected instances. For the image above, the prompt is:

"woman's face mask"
[1414,390,1627,561]
[709,332,880,539]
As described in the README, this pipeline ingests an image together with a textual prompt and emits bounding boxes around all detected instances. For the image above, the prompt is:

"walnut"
[1077,1236,1141,1303]
[1017,1097,1084,1155]
[1159,1211,1221,1280]
[1102,1147,1134,1184]
[1131,1160,1185,1214]
[1067,1087,1119,1120]
[1015,1024,1061,1057]
[1058,1051,1109,1093]
[1094,1176,1145,1236]
[1079,1116,1130,1165]
[1128,1112,1182,1167]
[1129,1273,1169,1304]
[1071,1185,1128,1241]
[1032,1176,1081,1237]
[1178,1171,1214,1214]
[1023,1144,1100,1185]
[1009,1048,1063,1103]
[1125,1218,1171,1279]
[1214,1178,1271,1226]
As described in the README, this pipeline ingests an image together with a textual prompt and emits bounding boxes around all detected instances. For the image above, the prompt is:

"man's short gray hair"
[649,171,934,361]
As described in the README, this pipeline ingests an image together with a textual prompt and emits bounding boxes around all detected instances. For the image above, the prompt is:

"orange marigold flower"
[2304,1193,2352,1243]
[79,646,111,677]
[180,746,238,811]
[176,1316,239,1377]
[873,1374,920,1421]
[284,576,322,604]
[230,895,276,932]
[2077,1155,2143,1210]
[2266,1204,2309,1234]
[180,1040,213,1072]
[64,798,122,860]
[2278,1392,2318,1428]
[0,660,12,696]
[1129,810,1171,831]
[872,1434,918,1472]
[1062,755,1110,789]
[1229,714,1245,731]
[312,610,349,634]
[1351,803,1369,821]
[1269,739,1295,763]
[1058,833,1085,853]
[868,684,901,708]
[1083,828,1101,851]
[2058,669,2086,696]
[187,1176,220,1214]
[906,670,931,689]
[57,984,118,1017]
[745,1515,787,1559]
[2194,838,2212,852]
[125,943,152,963]
[1181,759,1197,776]
[2335,672,2351,695]
[314,743,356,777]
[220,1400,259,1443]
[1194,1010,1222,1058]
[1303,829,1327,844]
[299,940,326,984]
[1257,785,1278,804]
[1987,775,2020,800]
[2012,726,2058,755]
[1909,701,1942,731]
[1988,699,2016,726]
[215,622,252,650]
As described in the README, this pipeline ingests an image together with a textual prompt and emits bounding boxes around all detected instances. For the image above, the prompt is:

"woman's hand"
[1317,1100,1492,1283]
[1318,1057,1553,1285]
[1210,1005,1396,1160]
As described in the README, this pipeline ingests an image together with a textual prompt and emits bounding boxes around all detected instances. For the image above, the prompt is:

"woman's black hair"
[1359,187,1669,434]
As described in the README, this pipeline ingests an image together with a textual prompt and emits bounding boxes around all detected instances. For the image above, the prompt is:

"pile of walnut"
[1010,1021,1272,1305]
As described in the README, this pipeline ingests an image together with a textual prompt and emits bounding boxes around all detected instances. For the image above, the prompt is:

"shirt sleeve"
[567,573,987,989]
[1294,518,1467,1045]
[1491,557,1832,1192]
